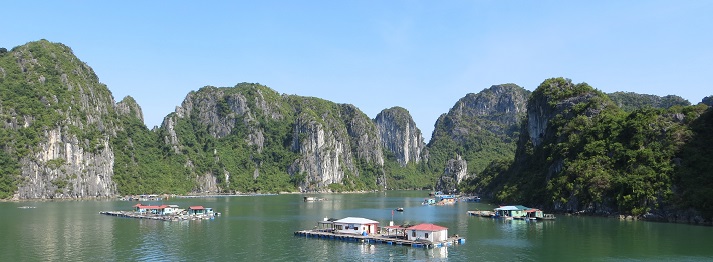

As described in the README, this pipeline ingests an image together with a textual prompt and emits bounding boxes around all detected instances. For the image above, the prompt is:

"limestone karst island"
[1,40,712,225]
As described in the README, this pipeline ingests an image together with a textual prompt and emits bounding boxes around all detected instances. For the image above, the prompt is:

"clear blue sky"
[3,1,711,141]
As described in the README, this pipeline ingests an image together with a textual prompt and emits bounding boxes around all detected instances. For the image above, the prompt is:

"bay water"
[1,191,711,261]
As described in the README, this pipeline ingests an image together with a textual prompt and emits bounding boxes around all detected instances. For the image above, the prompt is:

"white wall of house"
[407,229,447,242]
[334,223,376,235]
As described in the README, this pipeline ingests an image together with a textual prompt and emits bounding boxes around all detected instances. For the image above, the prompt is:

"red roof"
[134,204,173,209]
[189,206,205,210]
[406,223,448,231]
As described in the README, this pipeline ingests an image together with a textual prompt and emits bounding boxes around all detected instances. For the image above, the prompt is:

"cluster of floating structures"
[295,217,465,248]
[119,194,168,201]
[468,205,556,220]
[100,203,220,221]
[422,191,480,205]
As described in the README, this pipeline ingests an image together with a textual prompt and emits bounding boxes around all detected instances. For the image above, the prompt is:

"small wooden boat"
[395,207,404,212]
[541,214,556,220]
[304,196,326,202]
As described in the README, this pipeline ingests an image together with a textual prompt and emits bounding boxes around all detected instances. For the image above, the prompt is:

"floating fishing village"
[100,203,220,221]
[294,190,561,249]
[100,191,553,250]
[467,205,556,220]
[295,217,465,249]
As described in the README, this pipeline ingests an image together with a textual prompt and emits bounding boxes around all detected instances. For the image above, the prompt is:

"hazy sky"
[3,1,711,141]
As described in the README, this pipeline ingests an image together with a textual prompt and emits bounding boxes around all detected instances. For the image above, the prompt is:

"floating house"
[133,204,183,215]
[332,217,379,235]
[162,205,181,215]
[406,224,449,242]
[525,208,544,220]
[295,217,465,248]
[188,206,214,215]
[494,205,545,220]
[494,205,529,218]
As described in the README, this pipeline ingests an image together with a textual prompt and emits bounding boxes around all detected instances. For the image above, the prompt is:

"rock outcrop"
[427,84,530,191]
[158,84,388,193]
[702,96,713,107]
[374,107,426,166]
[435,155,468,194]
[0,40,127,199]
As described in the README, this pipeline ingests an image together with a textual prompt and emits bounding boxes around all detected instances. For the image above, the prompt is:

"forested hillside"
[462,77,712,223]
[427,84,530,192]
[0,40,137,199]
[0,40,434,198]
[2,40,712,223]
[608,91,691,111]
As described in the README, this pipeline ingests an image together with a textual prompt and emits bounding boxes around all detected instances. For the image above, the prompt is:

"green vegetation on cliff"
[676,107,713,218]
[2,39,712,222]
[608,91,690,111]
[464,77,712,218]
[0,40,120,198]
[428,84,529,186]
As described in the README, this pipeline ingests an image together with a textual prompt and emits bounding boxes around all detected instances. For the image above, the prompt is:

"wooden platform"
[294,230,465,248]
[467,210,494,217]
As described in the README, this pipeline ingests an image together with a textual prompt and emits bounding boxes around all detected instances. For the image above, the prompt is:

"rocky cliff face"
[17,127,116,198]
[427,84,530,190]
[116,96,144,123]
[435,155,468,194]
[283,100,387,191]
[159,84,388,193]
[0,40,138,199]
[431,84,529,144]
[374,107,426,166]
[525,78,604,148]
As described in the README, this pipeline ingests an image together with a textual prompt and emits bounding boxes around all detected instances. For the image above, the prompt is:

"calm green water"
[1,191,711,261]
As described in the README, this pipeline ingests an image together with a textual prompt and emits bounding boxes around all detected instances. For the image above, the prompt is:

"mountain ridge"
[2,40,712,225]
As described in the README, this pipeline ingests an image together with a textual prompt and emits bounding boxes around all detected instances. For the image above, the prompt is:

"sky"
[2,1,711,141]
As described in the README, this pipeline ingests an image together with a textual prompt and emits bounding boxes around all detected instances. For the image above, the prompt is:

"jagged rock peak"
[702,96,713,107]
[1,39,121,199]
[116,96,144,122]
[374,106,425,166]
[431,83,530,144]
[526,77,612,147]
[449,84,529,120]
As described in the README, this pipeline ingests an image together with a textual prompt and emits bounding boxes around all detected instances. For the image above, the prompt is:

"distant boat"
[395,207,404,212]
[304,196,326,202]
[541,213,556,220]
[18,206,36,209]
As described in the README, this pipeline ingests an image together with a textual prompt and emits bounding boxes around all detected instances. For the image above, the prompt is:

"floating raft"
[467,210,494,217]
[294,230,465,248]
[99,211,216,221]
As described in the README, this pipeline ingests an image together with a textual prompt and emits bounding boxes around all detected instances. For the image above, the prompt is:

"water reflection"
[4,192,713,261]
[8,201,118,261]
[405,245,449,260]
